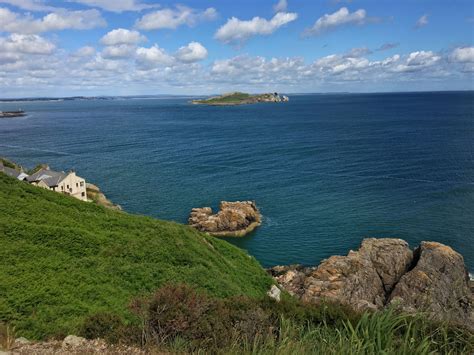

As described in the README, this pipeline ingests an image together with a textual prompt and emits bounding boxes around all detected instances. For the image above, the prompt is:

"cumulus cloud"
[415,14,428,29]
[215,12,298,45]
[0,33,55,54]
[0,0,57,11]
[450,47,474,62]
[393,51,440,72]
[68,0,159,13]
[175,41,207,63]
[100,28,146,46]
[0,7,106,34]
[73,45,96,57]
[135,45,174,68]
[305,7,367,35]
[135,5,217,30]
[273,0,287,13]
[101,44,136,59]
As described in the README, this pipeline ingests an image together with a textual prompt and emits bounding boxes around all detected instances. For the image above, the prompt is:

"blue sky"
[0,0,473,97]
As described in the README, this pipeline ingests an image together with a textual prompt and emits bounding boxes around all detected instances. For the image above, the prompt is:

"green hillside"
[0,173,272,339]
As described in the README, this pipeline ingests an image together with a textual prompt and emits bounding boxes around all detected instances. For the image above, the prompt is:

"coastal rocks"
[188,201,261,237]
[388,242,474,328]
[269,238,473,329]
[62,335,87,348]
[86,183,121,210]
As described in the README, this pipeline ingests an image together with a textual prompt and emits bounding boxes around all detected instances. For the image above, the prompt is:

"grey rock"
[62,335,87,348]
[267,285,281,302]
[14,337,30,346]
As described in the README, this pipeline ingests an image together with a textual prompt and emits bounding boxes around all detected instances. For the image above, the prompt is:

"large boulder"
[388,242,473,329]
[269,238,473,330]
[188,201,261,237]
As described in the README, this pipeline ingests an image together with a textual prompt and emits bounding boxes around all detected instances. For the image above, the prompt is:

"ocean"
[1,92,473,271]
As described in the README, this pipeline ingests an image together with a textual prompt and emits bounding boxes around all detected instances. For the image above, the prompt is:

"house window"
[67,185,69,189]
[80,181,84,187]
[81,192,85,197]
[61,186,64,191]
[76,183,78,187]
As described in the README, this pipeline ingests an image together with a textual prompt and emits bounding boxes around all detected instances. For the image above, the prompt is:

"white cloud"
[175,41,207,63]
[415,14,428,29]
[0,0,57,11]
[100,28,146,46]
[451,47,474,63]
[215,12,298,45]
[0,7,106,34]
[273,0,287,13]
[135,5,217,30]
[68,0,159,13]
[135,45,174,68]
[393,51,440,72]
[73,45,96,57]
[102,44,136,59]
[305,7,367,35]
[0,33,55,54]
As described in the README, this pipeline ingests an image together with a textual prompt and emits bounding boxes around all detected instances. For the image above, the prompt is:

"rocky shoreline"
[188,201,261,237]
[268,238,473,331]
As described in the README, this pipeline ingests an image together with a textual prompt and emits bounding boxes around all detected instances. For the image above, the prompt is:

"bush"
[79,312,124,342]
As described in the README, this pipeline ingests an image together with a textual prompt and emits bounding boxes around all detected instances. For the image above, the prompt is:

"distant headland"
[191,92,289,106]
[0,110,26,118]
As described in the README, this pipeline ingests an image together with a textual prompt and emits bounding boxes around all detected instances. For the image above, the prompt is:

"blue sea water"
[1,92,473,271]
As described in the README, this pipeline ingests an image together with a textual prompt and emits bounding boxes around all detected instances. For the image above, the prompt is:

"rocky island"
[0,110,25,118]
[191,92,289,106]
[269,238,474,331]
[188,201,261,237]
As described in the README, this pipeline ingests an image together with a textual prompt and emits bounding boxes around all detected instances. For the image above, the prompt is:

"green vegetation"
[0,172,473,354]
[81,284,474,354]
[0,157,20,170]
[204,92,251,103]
[0,173,272,339]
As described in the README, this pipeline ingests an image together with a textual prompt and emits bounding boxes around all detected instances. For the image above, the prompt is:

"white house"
[27,167,87,201]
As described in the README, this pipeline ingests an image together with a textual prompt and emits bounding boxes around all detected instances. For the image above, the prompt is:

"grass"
[0,173,273,339]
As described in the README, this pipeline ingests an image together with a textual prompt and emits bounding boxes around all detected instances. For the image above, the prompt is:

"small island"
[191,92,289,106]
[0,110,26,118]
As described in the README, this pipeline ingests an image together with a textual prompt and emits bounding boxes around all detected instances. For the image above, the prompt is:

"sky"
[0,0,473,97]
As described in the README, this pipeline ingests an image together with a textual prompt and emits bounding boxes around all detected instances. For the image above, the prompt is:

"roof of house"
[26,168,67,187]
[0,161,28,180]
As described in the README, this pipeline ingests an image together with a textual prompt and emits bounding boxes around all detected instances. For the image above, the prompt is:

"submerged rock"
[188,201,261,237]
[268,238,473,330]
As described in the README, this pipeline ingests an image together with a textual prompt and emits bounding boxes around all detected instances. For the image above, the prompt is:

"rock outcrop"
[86,183,121,210]
[188,201,261,237]
[268,238,473,330]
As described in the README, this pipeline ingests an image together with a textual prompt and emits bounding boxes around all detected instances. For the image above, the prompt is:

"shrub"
[79,312,124,342]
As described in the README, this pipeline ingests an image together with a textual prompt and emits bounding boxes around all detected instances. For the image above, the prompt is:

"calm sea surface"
[1,92,473,270]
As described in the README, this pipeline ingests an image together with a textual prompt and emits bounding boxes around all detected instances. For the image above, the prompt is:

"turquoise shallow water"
[1,92,473,270]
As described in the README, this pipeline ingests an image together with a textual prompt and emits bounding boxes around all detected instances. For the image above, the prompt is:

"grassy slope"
[0,174,272,339]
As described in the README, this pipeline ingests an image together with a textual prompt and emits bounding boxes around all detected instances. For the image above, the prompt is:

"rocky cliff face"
[269,238,473,330]
[188,201,261,237]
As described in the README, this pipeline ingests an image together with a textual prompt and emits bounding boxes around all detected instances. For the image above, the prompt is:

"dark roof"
[26,168,67,187]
